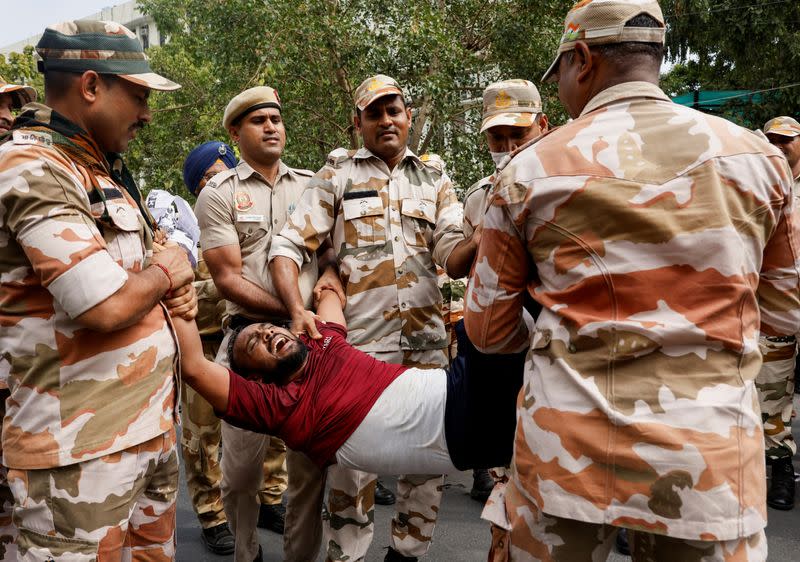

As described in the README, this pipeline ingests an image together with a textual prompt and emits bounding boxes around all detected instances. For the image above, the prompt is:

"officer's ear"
[353,110,362,134]
[78,71,102,104]
[227,124,240,144]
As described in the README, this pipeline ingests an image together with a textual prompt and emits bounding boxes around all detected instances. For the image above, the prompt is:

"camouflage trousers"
[756,336,797,461]
[0,388,16,561]
[487,478,767,561]
[8,428,178,561]
[324,348,447,561]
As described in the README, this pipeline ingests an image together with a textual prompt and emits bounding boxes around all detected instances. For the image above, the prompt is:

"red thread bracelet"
[152,263,173,294]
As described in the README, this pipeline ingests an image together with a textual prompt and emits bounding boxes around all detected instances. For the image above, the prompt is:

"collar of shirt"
[352,146,423,169]
[580,81,671,117]
[234,159,292,185]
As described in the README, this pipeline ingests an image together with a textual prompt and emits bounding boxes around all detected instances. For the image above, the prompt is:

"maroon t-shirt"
[222,321,408,468]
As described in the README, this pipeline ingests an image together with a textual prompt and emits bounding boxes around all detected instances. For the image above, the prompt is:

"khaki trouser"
[220,422,289,561]
[324,348,447,561]
[488,478,767,562]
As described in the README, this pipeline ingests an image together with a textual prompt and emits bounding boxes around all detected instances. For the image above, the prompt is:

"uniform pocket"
[100,201,145,270]
[400,198,435,247]
[342,195,386,248]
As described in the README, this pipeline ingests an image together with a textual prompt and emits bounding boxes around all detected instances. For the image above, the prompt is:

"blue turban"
[183,141,237,195]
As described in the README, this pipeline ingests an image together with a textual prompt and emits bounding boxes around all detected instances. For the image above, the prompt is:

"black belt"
[228,314,290,331]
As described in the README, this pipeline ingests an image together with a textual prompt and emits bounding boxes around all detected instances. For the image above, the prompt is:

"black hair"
[226,324,247,374]
[591,13,664,70]
[43,70,119,100]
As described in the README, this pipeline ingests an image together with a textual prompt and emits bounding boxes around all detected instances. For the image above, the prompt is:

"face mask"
[490,151,508,167]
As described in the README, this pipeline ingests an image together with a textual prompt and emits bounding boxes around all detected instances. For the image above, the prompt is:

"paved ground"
[174,396,800,561]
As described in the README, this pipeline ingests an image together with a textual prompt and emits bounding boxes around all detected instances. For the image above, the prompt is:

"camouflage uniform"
[755,117,800,463]
[195,156,319,562]
[0,76,36,562]
[271,132,465,559]
[464,3,799,556]
[0,21,182,560]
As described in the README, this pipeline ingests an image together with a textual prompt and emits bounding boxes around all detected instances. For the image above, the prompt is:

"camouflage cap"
[480,79,542,133]
[354,74,404,111]
[35,20,180,91]
[223,86,282,129]
[542,0,665,83]
[764,116,800,138]
[0,75,37,108]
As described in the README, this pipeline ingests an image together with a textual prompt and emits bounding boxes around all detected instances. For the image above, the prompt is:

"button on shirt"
[195,160,317,321]
[464,82,800,541]
[270,147,464,352]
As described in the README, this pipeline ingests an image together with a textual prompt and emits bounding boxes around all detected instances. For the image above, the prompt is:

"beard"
[262,339,309,385]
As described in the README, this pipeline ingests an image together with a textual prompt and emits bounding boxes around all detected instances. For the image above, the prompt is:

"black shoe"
[375,480,396,506]
[470,468,494,503]
[253,544,263,562]
[257,503,286,534]
[615,528,631,556]
[200,522,235,555]
[768,457,796,510]
[384,546,418,562]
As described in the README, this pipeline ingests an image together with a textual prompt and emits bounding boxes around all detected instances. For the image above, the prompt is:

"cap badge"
[495,90,513,109]
[564,22,581,41]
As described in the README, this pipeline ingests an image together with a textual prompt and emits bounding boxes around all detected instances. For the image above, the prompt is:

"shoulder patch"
[420,152,446,173]
[12,130,53,147]
[204,167,237,190]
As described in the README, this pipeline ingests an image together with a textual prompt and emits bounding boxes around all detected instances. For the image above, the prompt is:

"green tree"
[130,0,567,199]
[0,46,43,100]
[661,0,800,128]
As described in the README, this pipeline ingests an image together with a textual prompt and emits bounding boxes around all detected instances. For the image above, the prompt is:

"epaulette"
[464,176,493,201]
[203,167,237,191]
[291,167,314,178]
[419,152,446,174]
[326,147,353,167]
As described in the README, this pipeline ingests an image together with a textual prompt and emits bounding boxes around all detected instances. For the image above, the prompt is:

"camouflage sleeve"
[463,176,530,354]
[1,149,128,318]
[431,170,466,274]
[758,174,800,337]
[269,165,340,269]
[195,183,236,250]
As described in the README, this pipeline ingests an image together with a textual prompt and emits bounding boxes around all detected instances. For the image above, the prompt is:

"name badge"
[237,213,265,223]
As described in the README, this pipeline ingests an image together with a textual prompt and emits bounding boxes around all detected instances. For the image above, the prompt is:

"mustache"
[130,120,147,132]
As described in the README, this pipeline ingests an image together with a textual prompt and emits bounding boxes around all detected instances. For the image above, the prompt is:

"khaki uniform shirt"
[270,147,464,353]
[464,82,800,540]
[195,160,317,321]
[0,105,177,469]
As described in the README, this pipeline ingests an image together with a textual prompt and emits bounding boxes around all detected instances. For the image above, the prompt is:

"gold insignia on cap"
[495,90,513,109]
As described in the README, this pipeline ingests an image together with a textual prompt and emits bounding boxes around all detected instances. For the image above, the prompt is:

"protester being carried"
[172,288,525,475]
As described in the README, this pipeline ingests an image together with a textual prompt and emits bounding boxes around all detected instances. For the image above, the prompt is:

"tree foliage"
[0,46,43,95]
[129,0,569,199]
[661,0,800,128]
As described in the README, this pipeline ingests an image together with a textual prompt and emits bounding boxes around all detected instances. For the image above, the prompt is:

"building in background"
[1,1,163,57]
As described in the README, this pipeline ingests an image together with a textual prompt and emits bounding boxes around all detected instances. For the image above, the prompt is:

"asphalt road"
[174,397,800,561]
